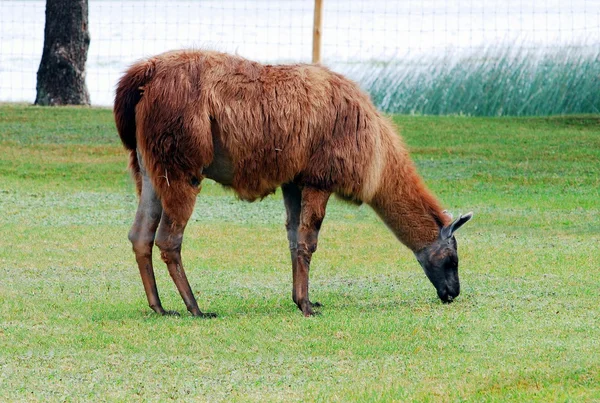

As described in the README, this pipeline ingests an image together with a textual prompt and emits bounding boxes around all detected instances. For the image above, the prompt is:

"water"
[0,0,597,106]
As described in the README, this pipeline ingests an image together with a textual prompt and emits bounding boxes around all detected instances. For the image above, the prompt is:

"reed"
[338,46,600,116]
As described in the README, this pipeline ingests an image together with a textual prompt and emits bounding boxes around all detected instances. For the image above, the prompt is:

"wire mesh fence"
[1,0,599,115]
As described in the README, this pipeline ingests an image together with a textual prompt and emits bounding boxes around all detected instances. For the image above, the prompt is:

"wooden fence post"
[312,0,323,63]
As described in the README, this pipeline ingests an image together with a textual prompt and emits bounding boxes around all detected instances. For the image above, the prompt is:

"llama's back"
[198,51,387,202]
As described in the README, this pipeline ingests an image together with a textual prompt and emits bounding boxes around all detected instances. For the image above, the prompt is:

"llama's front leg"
[128,160,174,315]
[283,183,323,311]
[282,183,301,305]
[295,186,331,316]
[155,208,216,318]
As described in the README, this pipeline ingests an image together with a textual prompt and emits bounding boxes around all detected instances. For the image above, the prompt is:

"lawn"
[0,104,599,401]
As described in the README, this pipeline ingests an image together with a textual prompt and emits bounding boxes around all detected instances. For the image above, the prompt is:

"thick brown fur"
[115,49,450,252]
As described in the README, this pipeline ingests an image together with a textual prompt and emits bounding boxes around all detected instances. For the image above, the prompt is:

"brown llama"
[114,49,473,317]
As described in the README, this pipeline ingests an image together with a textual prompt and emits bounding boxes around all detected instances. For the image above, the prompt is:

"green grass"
[340,47,600,116]
[1,104,599,401]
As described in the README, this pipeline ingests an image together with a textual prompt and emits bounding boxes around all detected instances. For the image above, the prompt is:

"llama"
[114,49,473,317]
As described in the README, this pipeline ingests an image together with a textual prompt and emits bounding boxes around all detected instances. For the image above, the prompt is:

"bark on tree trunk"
[35,0,90,106]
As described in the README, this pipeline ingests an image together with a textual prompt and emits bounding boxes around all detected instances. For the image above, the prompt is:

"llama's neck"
[369,141,450,252]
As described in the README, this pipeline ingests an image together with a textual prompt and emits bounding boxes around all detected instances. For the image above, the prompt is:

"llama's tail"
[113,59,156,195]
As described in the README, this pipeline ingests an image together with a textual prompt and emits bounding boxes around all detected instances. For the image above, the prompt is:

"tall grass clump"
[337,46,600,116]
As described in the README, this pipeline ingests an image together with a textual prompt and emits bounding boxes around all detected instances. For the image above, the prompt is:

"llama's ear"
[440,212,473,239]
[442,210,454,220]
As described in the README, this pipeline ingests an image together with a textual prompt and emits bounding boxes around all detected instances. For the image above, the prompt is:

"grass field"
[0,104,599,401]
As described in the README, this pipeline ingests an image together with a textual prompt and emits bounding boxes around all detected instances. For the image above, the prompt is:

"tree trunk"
[35,0,90,106]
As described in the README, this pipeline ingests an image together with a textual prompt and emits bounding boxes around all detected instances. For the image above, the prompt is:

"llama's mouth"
[437,284,459,303]
[442,295,454,303]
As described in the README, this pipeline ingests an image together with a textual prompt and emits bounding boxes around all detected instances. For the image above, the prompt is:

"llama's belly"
[203,147,234,186]
[202,142,282,201]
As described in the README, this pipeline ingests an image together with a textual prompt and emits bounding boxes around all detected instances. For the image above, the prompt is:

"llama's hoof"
[193,311,217,319]
[298,300,321,317]
[303,308,321,317]
[161,310,181,316]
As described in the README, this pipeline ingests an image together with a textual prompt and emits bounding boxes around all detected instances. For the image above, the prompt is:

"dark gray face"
[415,212,472,303]
[416,236,460,302]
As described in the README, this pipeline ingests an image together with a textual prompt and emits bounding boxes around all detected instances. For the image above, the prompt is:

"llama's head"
[415,212,473,303]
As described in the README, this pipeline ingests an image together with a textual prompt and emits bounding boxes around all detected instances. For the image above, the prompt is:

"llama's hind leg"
[155,185,216,318]
[128,160,173,315]
[295,186,331,317]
